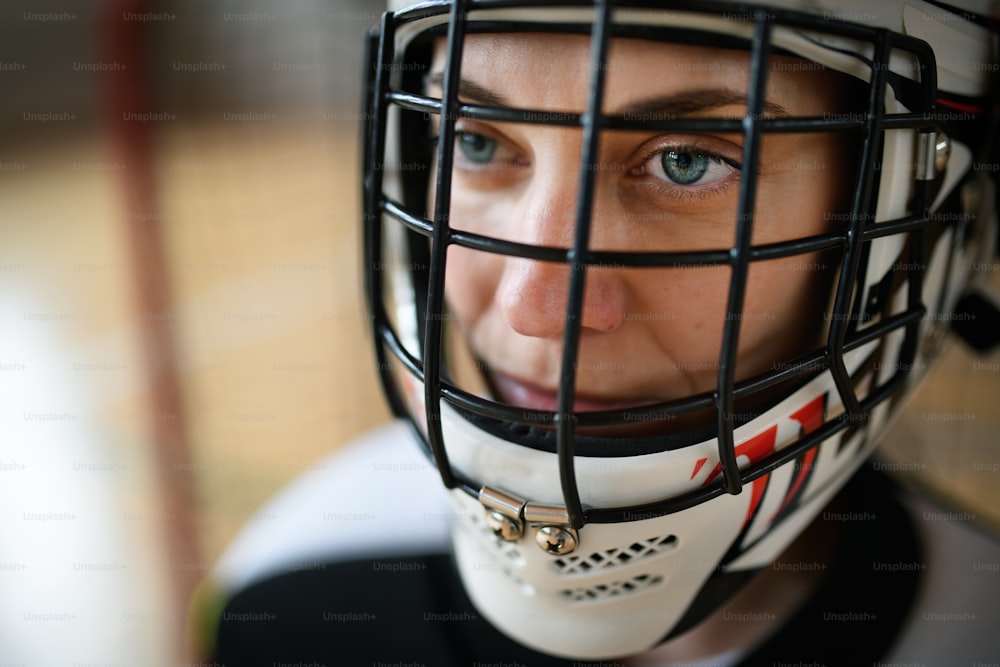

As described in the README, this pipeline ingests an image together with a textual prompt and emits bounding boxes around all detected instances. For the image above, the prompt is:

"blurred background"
[1,0,388,663]
[0,0,997,665]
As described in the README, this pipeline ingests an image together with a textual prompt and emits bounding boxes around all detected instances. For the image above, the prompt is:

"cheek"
[739,255,834,370]
[753,133,847,243]
[444,246,502,330]
[632,267,731,349]
[631,258,832,385]
[731,137,844,367]
[441,186,515,322]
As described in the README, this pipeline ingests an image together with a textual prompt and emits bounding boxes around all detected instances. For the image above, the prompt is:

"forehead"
[431,32,842,116]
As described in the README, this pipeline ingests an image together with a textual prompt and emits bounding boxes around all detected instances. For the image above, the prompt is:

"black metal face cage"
[362,0,942,530]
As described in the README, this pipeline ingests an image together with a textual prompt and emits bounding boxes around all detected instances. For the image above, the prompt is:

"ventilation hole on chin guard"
[559,574,664,603]
[465,509,525,566]
[490,536,523,567]
[552,534,677,575]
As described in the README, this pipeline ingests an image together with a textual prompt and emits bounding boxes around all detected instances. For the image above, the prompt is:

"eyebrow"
[426,72,790,118]
[427,72,507,108]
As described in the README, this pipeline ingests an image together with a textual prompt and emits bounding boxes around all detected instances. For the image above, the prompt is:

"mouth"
[484,369,717,439]
[489,371,655,414]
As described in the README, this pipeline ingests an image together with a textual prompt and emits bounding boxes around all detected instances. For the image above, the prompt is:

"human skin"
[427,34,855,424]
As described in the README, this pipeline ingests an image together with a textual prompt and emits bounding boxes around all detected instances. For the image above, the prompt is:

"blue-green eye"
[456,132,498,164]
[662,151,709,185]
[654,149,736,187]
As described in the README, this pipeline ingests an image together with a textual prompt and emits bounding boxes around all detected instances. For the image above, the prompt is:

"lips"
[490,371,652,414]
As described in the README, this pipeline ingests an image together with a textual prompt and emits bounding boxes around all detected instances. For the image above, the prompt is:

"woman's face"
[428,33,852,416]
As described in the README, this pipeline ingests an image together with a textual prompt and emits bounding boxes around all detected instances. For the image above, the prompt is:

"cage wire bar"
[714,15,774,496]
[553,0,615,529]
[424,0,474,491]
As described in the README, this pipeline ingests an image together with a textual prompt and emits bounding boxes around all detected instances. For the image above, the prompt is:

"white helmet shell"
[363,0,998,659]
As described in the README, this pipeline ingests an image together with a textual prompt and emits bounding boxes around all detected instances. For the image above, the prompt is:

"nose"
[497,149,627,339]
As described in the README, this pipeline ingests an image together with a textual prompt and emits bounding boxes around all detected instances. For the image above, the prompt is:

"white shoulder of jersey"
[211,420,451,594]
